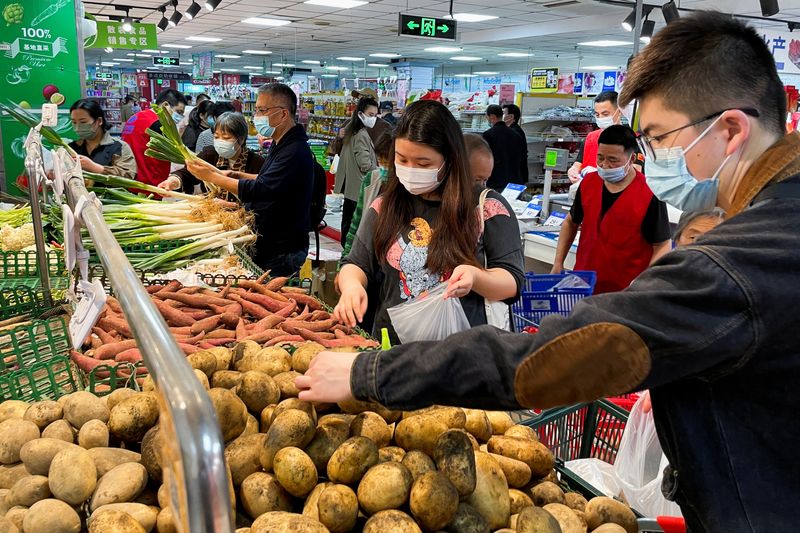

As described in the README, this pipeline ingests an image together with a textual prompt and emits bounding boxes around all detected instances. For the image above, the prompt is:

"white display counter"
[523,230,578,274]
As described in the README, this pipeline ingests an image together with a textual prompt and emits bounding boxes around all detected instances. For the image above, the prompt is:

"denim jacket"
[352,133,800,532]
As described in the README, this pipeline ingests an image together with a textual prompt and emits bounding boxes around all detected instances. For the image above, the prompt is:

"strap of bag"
[478,188,491,267]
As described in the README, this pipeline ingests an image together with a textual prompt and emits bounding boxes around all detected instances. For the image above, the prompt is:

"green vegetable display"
[3,3,23,26]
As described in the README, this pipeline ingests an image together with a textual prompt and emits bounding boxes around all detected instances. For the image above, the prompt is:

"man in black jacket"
[482,104,527,191]
[502,103,529,184]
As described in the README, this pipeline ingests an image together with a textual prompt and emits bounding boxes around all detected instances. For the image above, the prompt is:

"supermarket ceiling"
[84,0,800,76]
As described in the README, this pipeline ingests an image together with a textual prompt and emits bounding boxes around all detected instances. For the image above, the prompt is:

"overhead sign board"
[529,67,559,93]
[153,56,180,66]
[398,14,456,41]
[88,22,157,50]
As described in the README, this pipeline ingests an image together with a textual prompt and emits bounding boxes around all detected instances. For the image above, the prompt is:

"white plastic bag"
[565,458,621,498]
[614,395,683,518]
[387,283,471,343]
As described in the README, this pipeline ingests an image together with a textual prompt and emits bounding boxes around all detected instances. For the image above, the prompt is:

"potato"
[274,371,302,399]
[48,446,97,505]
[301,482,331,520]
[488,453,531,489]
[508,488,533,515]
[318,484,358,533]
[240,473,292,519]
[400,450,436,481]
[362,510,422,533]
[250,511,328,533]
[155,506,177,533]
[292,342,325,374]
[0,488,9,515]
[305,424,349,474]
[7,475,50,507]
[516,506,561,533]
[584,497,636,533]
[208,388,248,443]
[21,499,81,533]
[260,405,276,433]
[41,420,75,443]
[236,372,280,414]
[23,402,63,430]
[564,492,588,512]
[378,446,406,463]
[242,414,259,437]
[4,508,25,531]
[486,436,554,478]
[105,389,138,412]
[0,464,28,490]
[261,409,315,471]
[107,393,159,443]
[234,346,291,376]
[90,462,148,511]
[88,447,141,477]
[337,398,401,424]
[271,399,317,425]
[88,509,146,533]
[0,401,28,423]
[574,510,588,531]
[466,452,510,530]
[133,485,159,507]
[433,429,476,498]
[530,481,565,507]
[0,517,18,533]
[463,410,492,443]
[405,406,466,429]
[205,346,233,372]
[79,419,110,449]
[140,426,163,484]
[193,369,210,390]
[503,425,539,442]
[485,412,514,436]
[273,447,317,497]
[357,462,413,515]
[225,433,266,486]
[19,439,77,476]
[318,414,354,428]
[327,437,378,486]
[350,412,392,448]
[213,370,243,389]
[141,376,156,393]
[591,524,628,533]
[394,415,448,457]
[62,391,109,429]
[543,503,585,533]
[186,350,219,378]
[445,502,489,533]
[409,471,459,531]
[0,420,40,464]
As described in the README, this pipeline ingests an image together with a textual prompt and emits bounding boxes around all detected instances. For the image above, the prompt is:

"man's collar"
[729,132,800,215]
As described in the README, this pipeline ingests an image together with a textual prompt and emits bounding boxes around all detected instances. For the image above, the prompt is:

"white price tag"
[543,211,567,227]
[69,279,108,349]
[520,202,541,220]
[501,183,526,202]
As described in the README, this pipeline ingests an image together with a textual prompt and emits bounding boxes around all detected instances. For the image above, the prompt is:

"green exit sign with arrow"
[153,56,180,66]
[398,14,457,41]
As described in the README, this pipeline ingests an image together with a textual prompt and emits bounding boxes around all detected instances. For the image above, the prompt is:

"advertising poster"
[192,51,213,82]
[0,0,83,194]
[583,72,603,96]
[86,21,157,50]
[556,73,575,94]
[602,71,618,92]
[529,67,559,93]
[499,83,515,105]
[573,72,584,96]
[760,29,800,74]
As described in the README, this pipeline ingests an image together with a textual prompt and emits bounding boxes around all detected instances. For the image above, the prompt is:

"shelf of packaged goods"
[87,95,122,99]
[526,134,587,144]
[521,115,594,123]
[459,110,489,115]
[309,133,336,141]
[309,114,350,120]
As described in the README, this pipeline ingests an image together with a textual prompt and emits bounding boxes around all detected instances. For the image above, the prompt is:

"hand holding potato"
[295,351,358,403]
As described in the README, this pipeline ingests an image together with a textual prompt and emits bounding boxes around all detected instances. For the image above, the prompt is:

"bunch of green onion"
[0,205,31,228]
[144,104,196,165]
[84,171,196,201]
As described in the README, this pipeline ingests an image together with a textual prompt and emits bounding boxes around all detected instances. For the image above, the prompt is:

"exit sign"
[398,14,456,41]
[95,72,113,80]
[153,56,180,66]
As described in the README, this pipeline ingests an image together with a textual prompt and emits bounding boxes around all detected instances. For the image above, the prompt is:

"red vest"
[574,171,654,294]
[581,128,602,168]
[121,109,170,187]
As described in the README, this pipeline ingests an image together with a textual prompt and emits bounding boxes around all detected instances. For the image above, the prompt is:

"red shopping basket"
[512,271,596,331]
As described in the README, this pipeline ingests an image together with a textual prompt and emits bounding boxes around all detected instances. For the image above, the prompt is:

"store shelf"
[309,114,350,120]
[522,115,594,123]
[309,133,336,141]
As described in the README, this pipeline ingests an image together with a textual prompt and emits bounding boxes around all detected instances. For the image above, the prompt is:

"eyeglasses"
[254,106,286,116]
[637,108,760,161]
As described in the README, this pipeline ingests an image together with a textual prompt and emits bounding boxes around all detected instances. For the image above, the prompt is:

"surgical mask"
[645,115,735,212]
[597,162,629,183]
[172,112,184,123]
[253,116,274,137]
[359,113,377,129]
[395,162,444,195]
[214,139,238,159]
[378,166,389,180]
[207,116,216,128]
[73,122,97,140]
[596,115,616,129]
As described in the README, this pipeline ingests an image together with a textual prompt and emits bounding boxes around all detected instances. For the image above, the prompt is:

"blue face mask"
[253,116,274,137]
[214,139,238,159]
[172,112,184,123]
[597,162,629,183]
[207,116,216,128]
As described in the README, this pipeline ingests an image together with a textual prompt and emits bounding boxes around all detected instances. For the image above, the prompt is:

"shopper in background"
[552,125,670,292]
[120,95,136,124]
[187,83,314,276]
[672,208,725,247]
[122,88,187,188]
[568,91,626,183]
[232,96,243,114]
[297,12,800,531]
[335,97,379,247]
[502,103,529,184]
[482,104,527,191]
[181,100,215,152]
[69,99,137,180]
[464,133,494,187]
[179,93,210,134]
[380,101,398,128]
[195,101,236,153]
[334,100,524,344]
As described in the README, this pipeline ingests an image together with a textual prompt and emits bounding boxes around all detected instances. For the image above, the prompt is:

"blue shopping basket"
[512,270,596,330]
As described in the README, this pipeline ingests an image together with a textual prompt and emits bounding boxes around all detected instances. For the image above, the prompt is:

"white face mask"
[359,112,377,129]
[395,162,444,195]
[596,115,616,130]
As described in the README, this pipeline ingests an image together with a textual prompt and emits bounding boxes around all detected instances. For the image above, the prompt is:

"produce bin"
[0,249,70,310]
[512,270,596,331]
[0,285,47,321]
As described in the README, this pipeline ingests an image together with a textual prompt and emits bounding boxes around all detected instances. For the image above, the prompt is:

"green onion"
[84,171,197,201]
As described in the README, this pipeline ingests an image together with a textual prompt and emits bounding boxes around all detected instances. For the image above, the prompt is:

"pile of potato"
[0,340,638,533]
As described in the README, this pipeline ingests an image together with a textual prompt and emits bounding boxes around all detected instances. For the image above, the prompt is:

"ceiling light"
[162,43,192,49]
[122,15,133,32]
[142,49,164,54]
[662,0,680,23]
[337,56,364,61]
[321,74,338,78]
[578,40,631,47]
[445,13,498,22]
[326,65,348,71]
[302,60,320,64]
[264,70,280,74]
[104,47,113,53]
[243,49,272,55]
[474,71,497,75]
[113,58,135,62]
[221,68,240,72]
[244,66,262,70]
[582,65,618,70]
[242,17,291,26]
[101,62,119,66]
[215,54,240,58]
[761,0,779,17]
[424,46,462,53]
[134,53,152,57]
[273,63,295,67]
[369,52,400,58]
[304,0,367,7]
[127,53,135,56]
[276,76,285,80]
[205,0,222,11]
[454,74,477,78]
[498,52,532,57]
[186,1,202,19]
[157,6,168,30]
[450,56,482,61]
[640,19,655,43]
[169,0,182,27]
[368,63,388,67]
[186,36,221,42]
[621,9,636,31]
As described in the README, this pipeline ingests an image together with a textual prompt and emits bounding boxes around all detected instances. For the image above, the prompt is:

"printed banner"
[193,51,213,81]
[86,21,157,50]
[760,29,800,74]
[529,67,559,93]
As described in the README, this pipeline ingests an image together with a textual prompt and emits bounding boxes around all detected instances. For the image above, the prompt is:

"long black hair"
[69,99,109,131]
[344,97,378,138]
[188,100,215,132]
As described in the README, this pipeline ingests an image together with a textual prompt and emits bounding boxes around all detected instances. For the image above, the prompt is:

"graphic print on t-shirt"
[387,217,440,299]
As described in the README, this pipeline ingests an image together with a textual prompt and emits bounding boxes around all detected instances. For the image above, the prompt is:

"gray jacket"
[335,128,376,202]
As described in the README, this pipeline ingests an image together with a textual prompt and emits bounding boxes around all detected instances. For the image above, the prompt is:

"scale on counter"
[541,147,569,220]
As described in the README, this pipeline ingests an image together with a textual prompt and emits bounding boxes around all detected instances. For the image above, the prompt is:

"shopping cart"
[512,270,596,331]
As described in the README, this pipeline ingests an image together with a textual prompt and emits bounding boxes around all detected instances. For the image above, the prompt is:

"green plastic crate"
[0,316,82,401]
[84,361,146,396]
[0,286,44,320]
[0,249,66,279]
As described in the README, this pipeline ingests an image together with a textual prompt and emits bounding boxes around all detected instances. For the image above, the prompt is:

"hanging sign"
[602,71,618,92]
[529,67,559,93]
[499,83,515,105]
[398,13,457,41]
[573,73,584,96]
[87,21,157,50]
[192,51,212,81]
[153,56,179,66]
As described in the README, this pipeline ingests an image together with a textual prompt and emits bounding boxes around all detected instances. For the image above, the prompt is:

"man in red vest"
[121,88,187,188]
[552,125,670,293]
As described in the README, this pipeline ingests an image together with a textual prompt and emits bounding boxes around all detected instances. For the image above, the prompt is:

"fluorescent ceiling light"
[163,43,192,49]
[242,17,291,26]
[113,58,134,62]
[215,54,240,58]
[424,46,462,53]
[498,52,532,57]
[101,62,119,66]
[474,71,497,75]
[243,49,272,55]
[582,65,618,70]
[578,40,631,47]
[126,53,135,56]
[337,56,364,61]
[212,70,221,73]
[450,56,482,61]
[369,52,400,58]
[321,74,339,78]
[264,70,280,74]
[276,76,285,80]
[221,68,240,72]
[185,59,193,63]
[304,0,367,7]
[326,65,348,71]
[244,66,262,70]
[134,53,152,57]
[368,63,388,67]
[445,13,498,22]
[142,49,165,54]
[302,60,320,64]
[273,63,295,67]
[186,36,221,42]
[454,74,477,77]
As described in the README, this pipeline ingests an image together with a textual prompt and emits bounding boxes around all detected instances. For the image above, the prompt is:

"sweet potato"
[92,327,117,345]
[159,291,232,308]
[264,277,288,291]
[250,314,285,333]
[229,294,270,319]
[115,348,142,364]
[238,291,287,313]
[152,299,194,327]
[97,317,132,338]
[265,335,303,346]
[191,316,221,335]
